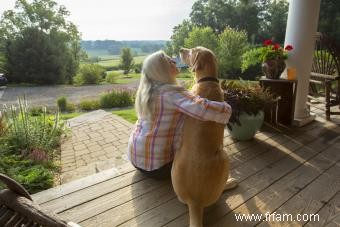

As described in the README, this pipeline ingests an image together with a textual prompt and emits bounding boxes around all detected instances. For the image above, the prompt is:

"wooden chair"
[308,32,340,120]
[0,174,80,227]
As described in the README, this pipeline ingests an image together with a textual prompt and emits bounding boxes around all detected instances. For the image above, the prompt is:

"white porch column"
[284,0,321,126]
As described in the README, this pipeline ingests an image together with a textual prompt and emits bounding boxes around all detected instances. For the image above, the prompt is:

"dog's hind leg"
[224,177,238,191]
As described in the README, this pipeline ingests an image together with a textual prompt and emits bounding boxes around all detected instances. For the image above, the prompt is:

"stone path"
[60,110,133,183]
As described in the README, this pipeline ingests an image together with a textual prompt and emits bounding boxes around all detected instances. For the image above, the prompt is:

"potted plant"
[221,79,275,140]
[241,40,293,79]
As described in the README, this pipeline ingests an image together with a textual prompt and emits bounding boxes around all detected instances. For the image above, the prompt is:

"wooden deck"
[32,117,340,227]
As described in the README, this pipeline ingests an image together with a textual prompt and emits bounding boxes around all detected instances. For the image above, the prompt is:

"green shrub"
[0,154,54,193]
[134,63,142,73]
[178,69,193,78]
[218,27,249,79]
[66,102,76,112]
[57,96,67,112]
[0,112,7,137]
[105,71,119,84]
[184,27,218,53]
[0,97,64,193]
[182,80,195,90]
[29,106,45,116]
[79,99,101,111]
[240,64,262,81]
[103,65,120,71]
[75,64,106,85]
[3,97,65,156]
[100,90,134,108]
[73,74,83,85]
[241,46,262,72]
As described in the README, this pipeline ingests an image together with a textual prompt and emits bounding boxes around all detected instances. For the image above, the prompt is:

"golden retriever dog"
[171,46,237,227]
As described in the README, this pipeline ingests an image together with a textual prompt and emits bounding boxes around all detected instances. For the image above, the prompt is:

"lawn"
[59,112,83,120]
[98,55,146,67]
[86,49,112,58]
[112,72,141,84]
[53,109,137,123]
[103,69,194,85]
[112,108,137,123]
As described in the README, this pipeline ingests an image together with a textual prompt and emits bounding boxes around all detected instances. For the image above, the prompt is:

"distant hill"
[81,40,166,57]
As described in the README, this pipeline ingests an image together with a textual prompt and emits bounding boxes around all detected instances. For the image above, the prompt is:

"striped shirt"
[127,86,232,171]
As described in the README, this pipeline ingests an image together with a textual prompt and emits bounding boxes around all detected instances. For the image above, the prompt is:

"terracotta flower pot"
[262,59,286,79]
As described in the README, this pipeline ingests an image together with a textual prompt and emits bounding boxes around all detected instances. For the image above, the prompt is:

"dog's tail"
[188,202,204,227]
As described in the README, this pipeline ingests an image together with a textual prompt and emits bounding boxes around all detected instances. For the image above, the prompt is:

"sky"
[0,0,196,40]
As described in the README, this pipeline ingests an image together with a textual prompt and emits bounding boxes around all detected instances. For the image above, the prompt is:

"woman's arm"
[164,90,232,124]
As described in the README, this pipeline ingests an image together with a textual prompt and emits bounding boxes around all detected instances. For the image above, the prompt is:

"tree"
[318,0,340,43]
[218,27,249,78]
[260,0,289,44]
[169,20,192,56]
[184,27,219,53]
[234,0,261,43]
[5,27,77,84]
[0,42,5,73]
[190,0,237,34]
[0,0,82,84]
[190,0,261,41]
[164,41,174,57]
[120,48,134,75]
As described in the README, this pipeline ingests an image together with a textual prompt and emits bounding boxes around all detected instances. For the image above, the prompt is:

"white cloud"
[0,0,195,40]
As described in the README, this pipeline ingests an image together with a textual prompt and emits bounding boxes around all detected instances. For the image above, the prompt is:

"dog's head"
[179,46,218,76]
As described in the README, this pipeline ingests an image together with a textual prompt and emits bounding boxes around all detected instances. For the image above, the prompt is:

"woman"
[127,51,232,179]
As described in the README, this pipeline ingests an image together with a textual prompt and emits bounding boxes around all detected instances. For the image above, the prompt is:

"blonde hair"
[135,51,183,120]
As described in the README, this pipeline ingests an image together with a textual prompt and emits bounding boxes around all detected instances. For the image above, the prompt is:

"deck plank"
[121,130,320,226]
[80,183,176,226]
[69,135,289,226]
[57,133,284,225]
[304,191,340,227]
[59,176,168,223]
[32,162,135,204]
[125,120,334,226]
[52,129,289,221]
[41,170,147,213]
[164,131,335,227]
[29,119,340,227]
[209,142,340,226]
[59,129,288,225]
[257,162,340,227]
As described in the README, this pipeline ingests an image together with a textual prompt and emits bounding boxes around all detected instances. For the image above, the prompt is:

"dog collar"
[197,77,219,83]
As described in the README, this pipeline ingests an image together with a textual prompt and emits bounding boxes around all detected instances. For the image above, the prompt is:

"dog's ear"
[193,51,211,72]
[205,52,218,75]
[193,50,218,75]
[192,52,201,72]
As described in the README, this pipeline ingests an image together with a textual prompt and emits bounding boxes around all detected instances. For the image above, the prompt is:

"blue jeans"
[135,162,172,180]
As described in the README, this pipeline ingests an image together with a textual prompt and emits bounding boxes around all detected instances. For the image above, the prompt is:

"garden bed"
[0,98,65,193]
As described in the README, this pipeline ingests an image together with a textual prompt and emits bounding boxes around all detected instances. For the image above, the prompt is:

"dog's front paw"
[224,178,238,191]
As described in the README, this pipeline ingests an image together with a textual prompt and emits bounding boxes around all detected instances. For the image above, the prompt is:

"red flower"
[272,43,281,50]
[285,45,293,51]
[264,39,273,46]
